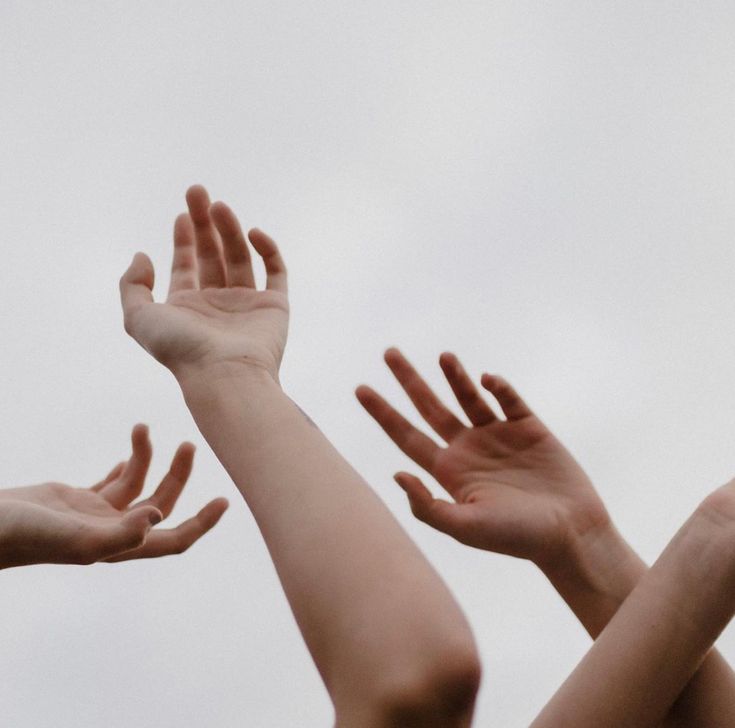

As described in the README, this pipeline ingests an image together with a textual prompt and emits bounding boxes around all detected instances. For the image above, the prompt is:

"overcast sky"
[2,2,735,726]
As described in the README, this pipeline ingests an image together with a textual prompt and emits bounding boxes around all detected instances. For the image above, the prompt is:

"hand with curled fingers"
[0,424,228,569]
[119,185,288,385]
[356,348,610,566]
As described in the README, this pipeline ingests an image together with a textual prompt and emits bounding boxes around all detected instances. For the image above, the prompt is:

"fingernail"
[148,511,163,526]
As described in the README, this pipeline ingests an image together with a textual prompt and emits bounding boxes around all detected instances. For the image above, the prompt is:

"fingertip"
[210,497,230,518]
[186,183,208,201]
[482,372,509,392]
[122,252,154,282]
[171,443,196,474]
[393,471,418,492]
[209,200,229,218]
[211,200,229,226]
[174,212,194,237]
[393,474,416,504]
[247,228,277,252]
[124,505,162,532]
[131,423,150,442]
[199,498,230,529]
[186,184,212,221]
[177,440,196,456]
[480,372,495,388]
[384,347,402,364]
[439,351,457,368]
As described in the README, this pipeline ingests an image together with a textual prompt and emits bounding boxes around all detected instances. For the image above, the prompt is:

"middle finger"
[384,348,465,443]
[186,184,227,288]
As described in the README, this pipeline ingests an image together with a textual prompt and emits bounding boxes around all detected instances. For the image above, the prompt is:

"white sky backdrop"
[1,1,735,726]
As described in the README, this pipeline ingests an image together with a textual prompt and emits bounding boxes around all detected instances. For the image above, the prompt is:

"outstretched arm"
[0,424,227,568]
[119,187,481,728]
[357,349,735,726]
[532,482,735,728]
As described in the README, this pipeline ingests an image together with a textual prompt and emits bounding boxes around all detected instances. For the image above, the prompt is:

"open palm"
[0,425,227,568]
[120,186,288,381]
[356,349,610,564]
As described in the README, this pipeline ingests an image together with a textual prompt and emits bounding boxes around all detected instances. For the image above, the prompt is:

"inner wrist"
[173,357,281,393]
[540,520,646,604]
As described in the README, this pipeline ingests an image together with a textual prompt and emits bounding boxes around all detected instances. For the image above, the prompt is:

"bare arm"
[357,349,735,726]
[119,186,481,727]
[532,483,735,727]
[541,513,735,726]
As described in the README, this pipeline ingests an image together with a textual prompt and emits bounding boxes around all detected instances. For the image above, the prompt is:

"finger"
[186,184,227,288]
[480,374,534,421]
[120,252,155,328]
[394,472,476,539]
[79,506,162,563]
[355,385,440,472]
[247,228,288,293]
[90,461,126,492]
[383,348,465,442]
[168,213,199,296]
[210,201,257,288]
[100,424,153,509]
[438,352,498,427]
[104,498,228,561]
[131,441,195,518]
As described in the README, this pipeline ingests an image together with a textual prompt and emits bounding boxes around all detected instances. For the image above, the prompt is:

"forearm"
[532,507,735,728]
[179,363,480,724]
[552,534,735,728]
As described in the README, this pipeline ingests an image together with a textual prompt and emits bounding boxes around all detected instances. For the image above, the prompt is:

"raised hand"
[0,424,228,569]
[356,348,610,565]
[120,185,288,384]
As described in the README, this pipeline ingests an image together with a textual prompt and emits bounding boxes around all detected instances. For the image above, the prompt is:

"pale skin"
[119,185,482,728]
[0,423,228,569]
[9,187,729,724]
[530,481,735,727]
[119,185,735,726]
[357,350,735,726]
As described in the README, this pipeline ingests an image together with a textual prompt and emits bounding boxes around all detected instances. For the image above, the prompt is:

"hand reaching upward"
[120,185,288,384]
[356,349,610,566]
[0,424,228,569]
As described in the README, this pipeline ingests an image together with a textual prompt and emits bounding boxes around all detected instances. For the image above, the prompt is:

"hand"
[120,185,289,384]
[0,424,228,569]
[356,349,610,566]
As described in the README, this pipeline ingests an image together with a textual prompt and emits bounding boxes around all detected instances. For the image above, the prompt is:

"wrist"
[539,520,647,638]
[174,357,282,394]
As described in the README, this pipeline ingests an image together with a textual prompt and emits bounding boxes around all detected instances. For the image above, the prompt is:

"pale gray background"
[1,1,735,726]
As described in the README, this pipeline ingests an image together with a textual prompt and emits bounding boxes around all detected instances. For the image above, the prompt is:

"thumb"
[394,472,471,540]
[97,507,163,561]
[120,252,155,329]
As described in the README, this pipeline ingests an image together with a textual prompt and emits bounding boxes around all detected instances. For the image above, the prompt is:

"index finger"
[355,384,440,472]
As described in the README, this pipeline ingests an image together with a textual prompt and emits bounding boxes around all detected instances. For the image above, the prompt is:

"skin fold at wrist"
[174,356,282,393]
[538,519,648,639]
